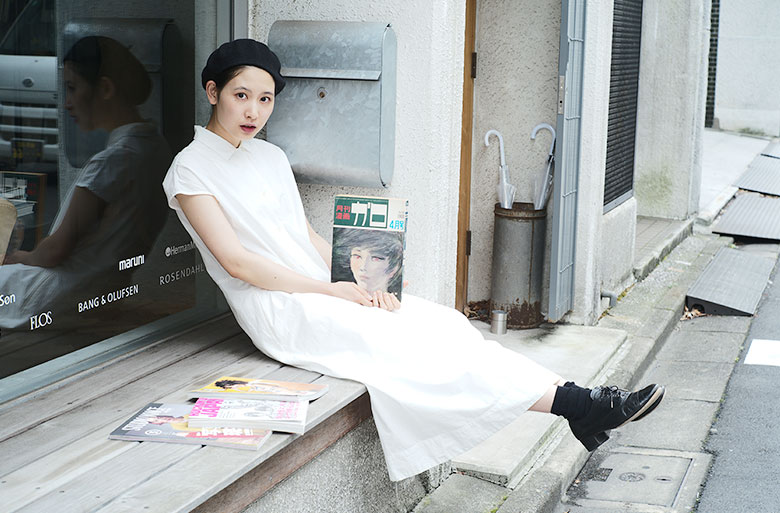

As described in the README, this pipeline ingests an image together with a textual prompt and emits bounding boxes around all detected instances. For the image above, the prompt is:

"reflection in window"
[0,1,219,379]
[0,0,56,57]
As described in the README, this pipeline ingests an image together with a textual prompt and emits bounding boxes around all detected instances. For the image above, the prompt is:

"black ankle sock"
[551,382,593,420]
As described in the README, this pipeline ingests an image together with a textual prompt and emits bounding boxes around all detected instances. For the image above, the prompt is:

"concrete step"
[452,324,627,487]
[412,474,508,513]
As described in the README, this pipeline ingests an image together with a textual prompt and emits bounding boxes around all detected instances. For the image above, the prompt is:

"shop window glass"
[0,0,227,382]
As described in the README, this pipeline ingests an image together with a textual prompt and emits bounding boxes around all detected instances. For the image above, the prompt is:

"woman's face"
[207,66,275,147]
[63,63,97,131]
[350,247,394,293]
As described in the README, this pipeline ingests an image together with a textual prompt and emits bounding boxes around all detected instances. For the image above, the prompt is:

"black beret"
[201,39,286,94]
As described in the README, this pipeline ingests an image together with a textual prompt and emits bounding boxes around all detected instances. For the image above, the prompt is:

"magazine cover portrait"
[332,228,404,296]
[330,195,408,299]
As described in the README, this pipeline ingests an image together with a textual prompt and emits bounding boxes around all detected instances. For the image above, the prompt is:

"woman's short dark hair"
[210,65,247,94]
[331,228,404,295]
[64,36,151,106]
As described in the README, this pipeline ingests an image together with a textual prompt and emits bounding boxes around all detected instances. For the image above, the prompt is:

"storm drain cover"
[761,142,780,159]
[712,193,780,241]
[734,155,780,196]
[577,453,688,506]
[564,447,711,511]
[686,247,775,316]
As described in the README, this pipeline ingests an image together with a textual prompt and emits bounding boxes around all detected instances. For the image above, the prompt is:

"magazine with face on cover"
[330,195,408,300]
[187,397,309,435]
[187,376,328,402]
[107,402,271,450]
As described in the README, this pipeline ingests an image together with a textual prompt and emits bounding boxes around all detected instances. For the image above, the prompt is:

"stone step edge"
[633,218,695,282]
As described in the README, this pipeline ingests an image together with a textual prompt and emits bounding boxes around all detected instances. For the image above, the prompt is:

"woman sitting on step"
[162,38,665,482]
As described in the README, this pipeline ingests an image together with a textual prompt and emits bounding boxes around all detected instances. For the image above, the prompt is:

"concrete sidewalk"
[411,132,771,513]
[698,129,769,224]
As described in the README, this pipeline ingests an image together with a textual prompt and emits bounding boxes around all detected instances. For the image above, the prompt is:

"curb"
[697,186,738,226]
[633,218,695,282]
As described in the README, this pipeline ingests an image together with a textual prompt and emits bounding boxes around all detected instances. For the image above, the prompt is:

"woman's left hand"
[371,290,401,311]
[3,249,30,265]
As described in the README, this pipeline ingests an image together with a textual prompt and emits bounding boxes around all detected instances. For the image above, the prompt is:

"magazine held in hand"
[188,376,328,402]
[331,195,408,300]
[108,403,271,450]
[187,397,309,434]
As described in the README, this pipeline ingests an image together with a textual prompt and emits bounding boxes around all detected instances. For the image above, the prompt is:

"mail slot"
[267,21,397,188]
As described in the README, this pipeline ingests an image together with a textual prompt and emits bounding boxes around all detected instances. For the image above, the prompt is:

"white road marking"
[744,339,780,366]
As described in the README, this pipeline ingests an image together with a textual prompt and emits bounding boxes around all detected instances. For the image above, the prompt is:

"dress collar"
[193,125,245,160]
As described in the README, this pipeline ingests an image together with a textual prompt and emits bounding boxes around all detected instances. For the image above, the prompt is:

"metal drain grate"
[686,247,775,315]
[563,447,711,512]
[734,155,780,196]
[712,193,780,241]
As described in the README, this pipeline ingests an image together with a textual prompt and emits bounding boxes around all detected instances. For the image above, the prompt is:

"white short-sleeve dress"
[162,126,559,481]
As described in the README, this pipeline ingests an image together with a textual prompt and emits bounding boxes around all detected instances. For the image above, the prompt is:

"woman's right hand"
[328,281,373,306]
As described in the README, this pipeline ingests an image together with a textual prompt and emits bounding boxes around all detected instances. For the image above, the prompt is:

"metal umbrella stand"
[487,123,556,329]
[489,202,546,329]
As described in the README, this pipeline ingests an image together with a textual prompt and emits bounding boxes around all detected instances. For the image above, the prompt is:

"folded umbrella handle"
[531,123,556,158]
[484,129,507,169]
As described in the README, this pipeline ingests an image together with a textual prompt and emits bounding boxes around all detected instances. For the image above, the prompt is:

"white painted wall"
[467,0,560,304]
[600,198,637,296]
[250,0,466,306]
[715,0,780,136]
[633,0,708,219]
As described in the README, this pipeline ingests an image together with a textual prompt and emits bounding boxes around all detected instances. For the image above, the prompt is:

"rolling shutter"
[603,0,643,212]
[705,0,719,128]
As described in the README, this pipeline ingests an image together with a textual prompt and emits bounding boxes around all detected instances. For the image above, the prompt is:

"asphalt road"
[696,246,780,512]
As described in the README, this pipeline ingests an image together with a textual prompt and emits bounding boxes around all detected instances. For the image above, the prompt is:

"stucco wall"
[633,0,708,220]
[714,0,780,136]
[467,0,560,303]
[599,198,637,296]
[250,1,466,306]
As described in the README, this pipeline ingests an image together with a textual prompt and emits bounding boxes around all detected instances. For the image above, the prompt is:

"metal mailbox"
[267,21,397,188]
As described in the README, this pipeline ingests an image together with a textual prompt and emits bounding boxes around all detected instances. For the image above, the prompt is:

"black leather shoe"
[568,384,665,451]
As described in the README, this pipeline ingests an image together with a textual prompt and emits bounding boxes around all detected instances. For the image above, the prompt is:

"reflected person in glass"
[0,36,171,330]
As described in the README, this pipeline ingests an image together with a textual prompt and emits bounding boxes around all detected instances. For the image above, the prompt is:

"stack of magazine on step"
[108,376,328,450]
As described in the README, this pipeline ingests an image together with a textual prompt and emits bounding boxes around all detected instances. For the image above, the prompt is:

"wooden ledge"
[194,393,371,513]
[0,314,370,513]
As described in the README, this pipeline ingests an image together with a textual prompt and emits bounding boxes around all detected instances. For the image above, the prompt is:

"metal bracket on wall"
[558,75,565,114]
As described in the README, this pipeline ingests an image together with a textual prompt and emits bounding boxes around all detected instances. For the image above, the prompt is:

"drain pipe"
[601,290,618,308]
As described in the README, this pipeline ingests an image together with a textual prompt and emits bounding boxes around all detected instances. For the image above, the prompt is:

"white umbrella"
[531,123,556,210]
[484,129,516,209]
